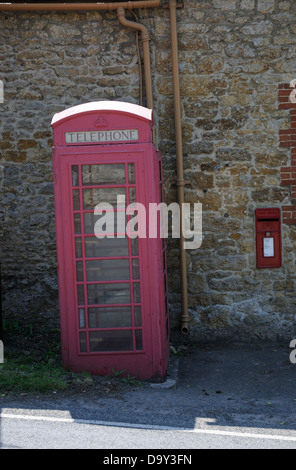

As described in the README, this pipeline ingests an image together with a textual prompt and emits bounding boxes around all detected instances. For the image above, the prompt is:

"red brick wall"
[279,83,296,224]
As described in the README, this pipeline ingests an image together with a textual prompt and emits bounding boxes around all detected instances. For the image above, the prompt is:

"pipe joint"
[176,178,190,187]
[176,178,185,187]
[141,31,151,42]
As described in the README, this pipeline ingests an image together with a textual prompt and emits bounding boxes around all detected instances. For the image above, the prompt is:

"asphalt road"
[2,410,296,449]
[1,343,296,450]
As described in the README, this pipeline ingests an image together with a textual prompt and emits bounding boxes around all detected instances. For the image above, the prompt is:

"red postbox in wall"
[255,208,282,268]
[51,101,170,380]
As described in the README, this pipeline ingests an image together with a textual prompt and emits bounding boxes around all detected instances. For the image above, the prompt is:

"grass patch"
[0,352,68,393]
[0,326,69,394]
[0,325,141,396]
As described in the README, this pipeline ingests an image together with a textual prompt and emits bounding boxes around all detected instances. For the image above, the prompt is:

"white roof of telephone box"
[51,101,153,126]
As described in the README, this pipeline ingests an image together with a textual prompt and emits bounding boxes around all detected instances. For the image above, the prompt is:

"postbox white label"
[264,237,274,257]
[65,129,139,144]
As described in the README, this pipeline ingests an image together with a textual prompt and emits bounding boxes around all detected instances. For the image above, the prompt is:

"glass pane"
[132,259,139,279]
[82,164,125,186]
[83,187,126,210]
[131,237,138,256]
[85,236,129,258]
[76,261,84,281]
[135,330,143,350]
[86,259,130,282]
[87,283,131,305]
[133,283,141,303]
[88,306,132,328]
[84,211,126,235]
[134,306,142,327]
[75,237,82,258]
[73,190,80,210]
[74,214,81,234]
[77,284,85,305]
[79,308,86,328]
[79,331,87,352]
[84,212,99,234]
[128,163,135,184]
[89,330,133,352]
[129,187,136,204]
[72,165,79,187]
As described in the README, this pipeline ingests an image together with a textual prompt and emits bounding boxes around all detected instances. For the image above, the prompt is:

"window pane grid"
[72,162,143,353]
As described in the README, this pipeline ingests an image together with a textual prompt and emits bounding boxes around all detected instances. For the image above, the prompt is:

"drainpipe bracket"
[162,2,183,9]
[180,313,190,321]
[171,179,190,187]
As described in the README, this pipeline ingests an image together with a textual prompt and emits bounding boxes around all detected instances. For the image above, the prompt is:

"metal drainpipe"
[168,0,190,334]
[117,7,153,113]
[0,2,161,12]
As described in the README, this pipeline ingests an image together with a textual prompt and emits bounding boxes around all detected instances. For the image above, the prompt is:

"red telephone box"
[51,101,169,380]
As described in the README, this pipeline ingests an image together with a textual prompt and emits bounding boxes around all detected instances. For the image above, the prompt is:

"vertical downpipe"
[117,7,154,112]
[169,0,190,334]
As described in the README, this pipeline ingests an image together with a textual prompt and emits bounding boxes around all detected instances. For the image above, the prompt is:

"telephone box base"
[61,350,169,381]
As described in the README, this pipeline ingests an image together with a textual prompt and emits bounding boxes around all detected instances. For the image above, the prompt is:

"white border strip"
[2,412,296,442]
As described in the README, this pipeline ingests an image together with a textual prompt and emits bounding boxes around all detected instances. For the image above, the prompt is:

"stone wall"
[1,0,296,343]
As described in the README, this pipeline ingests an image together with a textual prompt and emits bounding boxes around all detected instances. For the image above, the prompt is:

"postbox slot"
[257,218,279,222]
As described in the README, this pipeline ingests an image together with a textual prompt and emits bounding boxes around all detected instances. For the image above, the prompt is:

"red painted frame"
[255,208,282,269]
[52,102,169,379]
